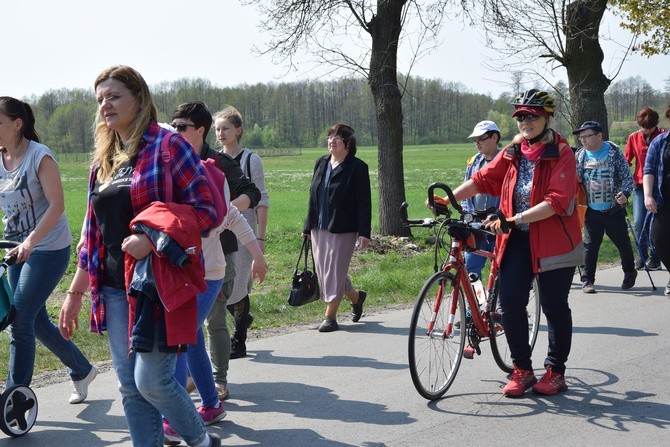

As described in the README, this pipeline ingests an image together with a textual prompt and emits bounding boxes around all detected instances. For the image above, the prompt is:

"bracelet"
[257,237,265,241]
[66,290,87,297]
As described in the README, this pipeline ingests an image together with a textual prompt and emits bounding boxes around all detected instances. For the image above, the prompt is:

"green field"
[0,143,625,380]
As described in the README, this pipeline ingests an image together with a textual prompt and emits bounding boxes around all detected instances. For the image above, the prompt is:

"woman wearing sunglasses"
[436,89,582,397]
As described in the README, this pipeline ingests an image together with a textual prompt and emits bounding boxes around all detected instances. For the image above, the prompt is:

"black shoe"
[582,280,596,294]
[351,290,367,322]
[646,258,662,271]
[318,318,339,332]
[634,258,645,270]
[208,433,221,447]
[621,270,637,290]
[229,339,247,359]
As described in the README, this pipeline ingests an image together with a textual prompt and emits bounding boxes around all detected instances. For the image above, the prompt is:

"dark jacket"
[304,154,372,239]
[200,143,261,253]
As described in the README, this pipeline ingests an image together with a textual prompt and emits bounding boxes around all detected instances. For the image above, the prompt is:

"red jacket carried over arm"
[125,201,207,347]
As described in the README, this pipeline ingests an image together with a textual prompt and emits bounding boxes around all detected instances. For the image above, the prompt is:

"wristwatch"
[514,213,524,225]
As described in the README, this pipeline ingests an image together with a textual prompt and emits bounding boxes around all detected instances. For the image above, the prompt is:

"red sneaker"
[502,367,537,397]
[532,366,567,395]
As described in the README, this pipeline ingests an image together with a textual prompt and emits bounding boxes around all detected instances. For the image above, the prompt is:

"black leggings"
[650,205,670,270]
[227,295,251,343]
[498,230,575,374]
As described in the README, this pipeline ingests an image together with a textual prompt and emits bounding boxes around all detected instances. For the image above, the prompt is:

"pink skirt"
[310,229,357,302]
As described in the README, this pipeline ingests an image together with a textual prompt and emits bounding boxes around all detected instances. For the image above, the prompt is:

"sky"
[3,1,669,100]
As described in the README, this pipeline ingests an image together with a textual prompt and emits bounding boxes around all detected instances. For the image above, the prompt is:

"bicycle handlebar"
[400,183,512,235]
[427,182,463,215]
[399,202,437,227]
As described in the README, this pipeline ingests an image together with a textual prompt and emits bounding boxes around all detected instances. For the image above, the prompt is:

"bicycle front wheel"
[408,271,466,400]
[490,275,541,373]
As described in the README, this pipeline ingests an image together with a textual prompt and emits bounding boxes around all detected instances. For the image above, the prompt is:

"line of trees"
[22,74,670,155]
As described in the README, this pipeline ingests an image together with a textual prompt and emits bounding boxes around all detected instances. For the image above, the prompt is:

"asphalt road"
[2,266,669,446]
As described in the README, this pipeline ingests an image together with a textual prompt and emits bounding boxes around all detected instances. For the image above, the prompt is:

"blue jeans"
[632,185,657,262]
[498,230,574,374]
[174,278,224,408]
[102,286,207,446]
[6,247,93,387]
[465,236,495,280]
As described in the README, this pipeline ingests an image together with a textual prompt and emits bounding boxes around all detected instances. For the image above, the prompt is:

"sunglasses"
[170,122,196,132]
[474,134,492,144]
[515,114,541,123]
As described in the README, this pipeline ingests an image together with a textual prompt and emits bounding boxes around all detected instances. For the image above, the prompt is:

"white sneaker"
[69,365,98,404]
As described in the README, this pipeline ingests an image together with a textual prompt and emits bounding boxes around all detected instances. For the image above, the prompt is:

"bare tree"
[476,0,632,139]
[242,0,450,236]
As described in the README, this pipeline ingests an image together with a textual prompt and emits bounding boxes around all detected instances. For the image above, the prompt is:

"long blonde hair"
[93,65,157,181]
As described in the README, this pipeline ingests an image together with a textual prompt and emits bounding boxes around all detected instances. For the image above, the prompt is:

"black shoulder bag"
[288,238,320,306]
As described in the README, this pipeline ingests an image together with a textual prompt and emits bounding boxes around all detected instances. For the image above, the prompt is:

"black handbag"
[288,238,320,306]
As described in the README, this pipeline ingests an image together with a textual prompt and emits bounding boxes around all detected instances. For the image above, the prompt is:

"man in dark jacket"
[171,102,261,400]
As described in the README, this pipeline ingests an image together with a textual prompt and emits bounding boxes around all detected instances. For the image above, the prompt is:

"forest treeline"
[21,74,670,154]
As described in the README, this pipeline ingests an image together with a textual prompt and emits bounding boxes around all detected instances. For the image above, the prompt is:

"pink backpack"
[161,135,228,229]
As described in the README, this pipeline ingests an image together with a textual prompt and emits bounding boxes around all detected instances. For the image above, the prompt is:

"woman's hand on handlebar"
[482,213,515,234]
[425,195,450,216]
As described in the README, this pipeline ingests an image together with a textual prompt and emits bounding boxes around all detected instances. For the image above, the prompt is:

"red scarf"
[520,139,545,161]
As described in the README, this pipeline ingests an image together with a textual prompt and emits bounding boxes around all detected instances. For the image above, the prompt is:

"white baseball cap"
[468,120,500,138]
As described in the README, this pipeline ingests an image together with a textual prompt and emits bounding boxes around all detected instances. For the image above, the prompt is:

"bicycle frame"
[433,230,497,344]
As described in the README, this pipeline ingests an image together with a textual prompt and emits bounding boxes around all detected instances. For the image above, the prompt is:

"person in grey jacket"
[574,121,636,293]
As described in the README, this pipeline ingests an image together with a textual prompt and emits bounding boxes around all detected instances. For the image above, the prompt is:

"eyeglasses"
[327,136,343,142]
[515,114,541,123]
[578,133,597,142]
[473,134,492,144]
[170,122,196,132]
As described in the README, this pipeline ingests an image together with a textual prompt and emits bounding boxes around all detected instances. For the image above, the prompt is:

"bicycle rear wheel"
[408,271,466,400]
[489,275,541,373]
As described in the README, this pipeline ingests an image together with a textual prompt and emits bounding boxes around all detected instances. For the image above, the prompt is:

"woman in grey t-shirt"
[0,97,96,403]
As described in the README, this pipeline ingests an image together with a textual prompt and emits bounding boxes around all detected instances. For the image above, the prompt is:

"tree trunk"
[564,0,611,140]
[368,0,411,237]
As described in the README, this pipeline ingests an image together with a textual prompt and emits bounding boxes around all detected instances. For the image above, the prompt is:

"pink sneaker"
[162,419,182,446]
[197,401,227,425]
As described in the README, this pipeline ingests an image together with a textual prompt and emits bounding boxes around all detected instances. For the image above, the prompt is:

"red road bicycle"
[402,183,541,400]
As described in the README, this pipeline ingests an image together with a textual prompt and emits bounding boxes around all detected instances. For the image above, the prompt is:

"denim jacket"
[643,131,668,210]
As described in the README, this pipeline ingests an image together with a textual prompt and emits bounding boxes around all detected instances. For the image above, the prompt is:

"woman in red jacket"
[438,90,582,397]
[624,107,665,270]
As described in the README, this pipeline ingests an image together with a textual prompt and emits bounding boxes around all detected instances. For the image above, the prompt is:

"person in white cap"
[462,120,501,279]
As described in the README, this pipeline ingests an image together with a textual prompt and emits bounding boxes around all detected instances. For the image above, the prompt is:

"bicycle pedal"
[463,346,476,359]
